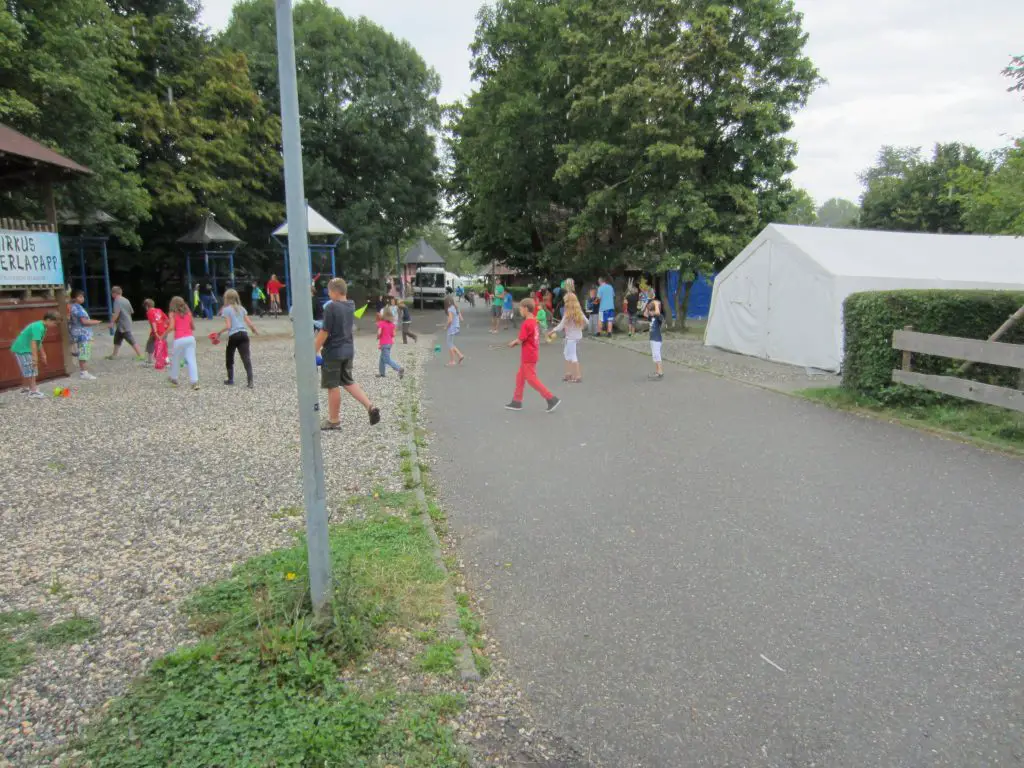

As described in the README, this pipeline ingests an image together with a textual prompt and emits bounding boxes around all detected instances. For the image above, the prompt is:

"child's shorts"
[113,328,136,347]
[502,310,513,320]
[650,341,663,363]
[602,309,616,323]
[145,335,155,354]
[564,339,578,363]
[14,352,36,378]
[446,331,458,349]
[320,357,354,389]
[78,340,93,362]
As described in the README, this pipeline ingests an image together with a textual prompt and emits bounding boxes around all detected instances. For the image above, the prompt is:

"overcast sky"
[200,0,1024,207]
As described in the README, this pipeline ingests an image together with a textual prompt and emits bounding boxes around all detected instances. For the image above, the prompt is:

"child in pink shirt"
[376,311,404,379]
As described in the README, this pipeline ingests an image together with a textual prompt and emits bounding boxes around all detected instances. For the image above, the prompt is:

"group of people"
[11,284,263,397]
[436,276,665,413]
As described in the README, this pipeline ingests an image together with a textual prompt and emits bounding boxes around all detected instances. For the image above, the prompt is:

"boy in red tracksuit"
[505,297,560,413]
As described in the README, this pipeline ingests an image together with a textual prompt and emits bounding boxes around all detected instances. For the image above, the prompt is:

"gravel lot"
[0,321,427,765]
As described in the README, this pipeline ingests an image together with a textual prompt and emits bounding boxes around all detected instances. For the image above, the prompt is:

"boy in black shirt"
[314,278,381,430]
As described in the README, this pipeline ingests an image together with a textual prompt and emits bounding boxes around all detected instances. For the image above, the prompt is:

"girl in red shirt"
[266,274,285,315]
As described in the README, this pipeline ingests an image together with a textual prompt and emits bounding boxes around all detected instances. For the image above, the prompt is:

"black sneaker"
[505,401,523,411]
[399,368,405,380]
[648,373,664,381]
[224,379,234,386]
[546,396,561,413]
[368,406,381,425]
[246,381,254,389]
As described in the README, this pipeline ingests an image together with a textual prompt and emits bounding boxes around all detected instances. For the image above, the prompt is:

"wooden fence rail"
[892,326,1024,413]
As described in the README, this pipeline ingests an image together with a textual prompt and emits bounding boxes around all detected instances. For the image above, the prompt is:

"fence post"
[901,325,914,372]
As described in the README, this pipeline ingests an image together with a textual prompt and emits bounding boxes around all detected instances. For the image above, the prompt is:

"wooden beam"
[893,330,1024,369]
[893,370,1024,413]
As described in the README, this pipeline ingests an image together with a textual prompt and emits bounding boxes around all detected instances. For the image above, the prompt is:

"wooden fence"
[0,217,51,232]
[892,326,1024,412]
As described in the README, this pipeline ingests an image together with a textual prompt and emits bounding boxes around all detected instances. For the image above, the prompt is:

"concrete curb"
[403,370,481,683]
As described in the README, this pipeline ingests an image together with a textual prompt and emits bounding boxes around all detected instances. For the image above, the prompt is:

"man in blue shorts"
[597,276,616,337]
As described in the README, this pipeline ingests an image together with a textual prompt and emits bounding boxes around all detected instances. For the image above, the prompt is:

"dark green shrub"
[843,290,1024,402]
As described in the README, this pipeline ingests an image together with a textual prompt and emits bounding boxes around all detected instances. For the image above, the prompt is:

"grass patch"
[0,610,38,630]
[417,639,461,675]
[47,460,67,472]
[30,617,100,647]
[799,387,1024,454]
[270,504,303,520]
[454,597,491,678]
[0,636,32,681]
[47,575,69,600]
[70,515,468,767]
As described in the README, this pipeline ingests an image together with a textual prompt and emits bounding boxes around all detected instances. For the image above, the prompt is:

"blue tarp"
[665,271,714,320]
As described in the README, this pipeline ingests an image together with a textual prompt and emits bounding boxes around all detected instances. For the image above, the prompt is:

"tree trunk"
[679,280,694,330]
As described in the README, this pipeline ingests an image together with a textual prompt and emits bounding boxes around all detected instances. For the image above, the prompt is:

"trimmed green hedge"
[843,290,1024,402]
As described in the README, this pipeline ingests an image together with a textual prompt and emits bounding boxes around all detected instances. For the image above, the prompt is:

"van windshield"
[415,272,445,288]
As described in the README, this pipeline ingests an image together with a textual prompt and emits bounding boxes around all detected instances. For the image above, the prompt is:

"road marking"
[760,654,785,673]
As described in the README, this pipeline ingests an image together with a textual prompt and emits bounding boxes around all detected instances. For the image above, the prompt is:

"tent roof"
[273,204,343,237]
[403,238,445,266]
[177,213,241,244]
[0,122,92,189]
[768,224,1024,283]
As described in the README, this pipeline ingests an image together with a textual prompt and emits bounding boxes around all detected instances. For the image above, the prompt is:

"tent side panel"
[704,240,771,358]
[765,241,841,371]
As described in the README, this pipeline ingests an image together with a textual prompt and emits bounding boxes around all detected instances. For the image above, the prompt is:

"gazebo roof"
[59,209,117,227]
[273,204,343,237]
[0,122,92,189]
[402,238,445,266]
[177,213,241,245]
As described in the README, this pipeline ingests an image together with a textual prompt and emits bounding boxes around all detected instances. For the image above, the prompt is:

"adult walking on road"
[597,276,616,338]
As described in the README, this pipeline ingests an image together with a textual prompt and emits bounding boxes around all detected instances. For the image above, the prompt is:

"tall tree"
[815,197,859,227]
[858,143,992,233]
[222,0,441,280]
[108,0,283,289]
[0,0,149,241]
[449,0,821,319]
[783,189,817,225]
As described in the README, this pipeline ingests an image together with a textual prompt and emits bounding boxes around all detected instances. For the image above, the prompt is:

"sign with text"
[0,229,64,287]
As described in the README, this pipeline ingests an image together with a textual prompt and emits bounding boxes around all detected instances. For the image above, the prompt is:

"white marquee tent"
[704,224,1024,372]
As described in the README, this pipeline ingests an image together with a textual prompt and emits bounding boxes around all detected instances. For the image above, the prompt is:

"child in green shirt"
[11,311,60,398]
[536,305,549,332]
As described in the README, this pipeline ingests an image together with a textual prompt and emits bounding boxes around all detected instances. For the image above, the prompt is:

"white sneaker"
[79,371,97,380]
[27,391,45,399]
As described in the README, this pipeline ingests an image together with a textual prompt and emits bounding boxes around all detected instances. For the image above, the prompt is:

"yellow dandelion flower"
[285,572,297,581]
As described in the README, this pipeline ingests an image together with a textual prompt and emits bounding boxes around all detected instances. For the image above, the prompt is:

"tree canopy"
[448,0,822,285]
[815,197,859,228]
[222,0,442,278]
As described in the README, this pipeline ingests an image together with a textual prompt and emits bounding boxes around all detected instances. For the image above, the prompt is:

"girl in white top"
[548,291,586,383]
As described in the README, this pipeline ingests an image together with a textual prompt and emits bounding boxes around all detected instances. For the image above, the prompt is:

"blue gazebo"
[178,213,241,299]
[61,209,116,318]
[273,204,344,310]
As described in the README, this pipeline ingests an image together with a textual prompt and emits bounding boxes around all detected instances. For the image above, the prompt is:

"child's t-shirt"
[223,305,248,335]
[12,321,46,355]
[377,319,396,347]
[503,292,513,310]
[447,305,460,334]
[649,305,663,342]
[321,299,355,360]
[70,303,92,342]
[172,312,193,339]
[147,307,170,336]
[536,307,548,327]
[518,316,540,364]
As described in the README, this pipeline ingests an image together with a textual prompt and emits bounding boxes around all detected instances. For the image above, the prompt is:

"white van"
[413,267,447,308]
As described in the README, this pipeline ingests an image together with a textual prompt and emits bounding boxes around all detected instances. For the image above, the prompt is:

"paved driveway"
[423,305,1024,767]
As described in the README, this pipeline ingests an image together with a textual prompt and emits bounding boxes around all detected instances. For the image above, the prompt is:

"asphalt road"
[421,303,1024,768]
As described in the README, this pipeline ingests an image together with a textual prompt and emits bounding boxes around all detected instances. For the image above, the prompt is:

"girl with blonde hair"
[163,295,199,389]
[548,291,586,383]
[216,288,260,387]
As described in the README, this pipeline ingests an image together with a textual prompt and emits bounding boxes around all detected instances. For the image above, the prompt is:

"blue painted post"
[229,248,236,287]
[78,241,87,304]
